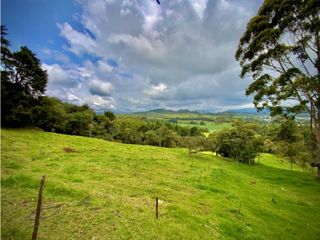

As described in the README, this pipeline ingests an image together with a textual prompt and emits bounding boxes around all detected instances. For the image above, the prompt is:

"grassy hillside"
[1,129,320,240]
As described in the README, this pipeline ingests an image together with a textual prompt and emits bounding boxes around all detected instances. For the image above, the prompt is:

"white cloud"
[97,60,113,73]
[42,63,69,83]
[84,95,116,110]
[144,83,168,96]
[108,33,165,61]
[88,79,113,96]
[57,22,97,56]
[191,0,208,18]
[67,92,83,104]
[51,0,263,112]
[41,49,70,63]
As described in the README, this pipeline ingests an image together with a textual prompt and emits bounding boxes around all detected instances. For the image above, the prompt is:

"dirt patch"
[63,147,76,153]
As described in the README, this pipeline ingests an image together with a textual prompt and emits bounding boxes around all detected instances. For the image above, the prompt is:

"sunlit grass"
[1,129,319,239]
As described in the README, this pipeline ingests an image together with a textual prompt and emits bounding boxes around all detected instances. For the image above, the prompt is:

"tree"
[144,130,161,146]
[274,119,309,170]
[1,26,48,127]
[62,109,95,136]
[32,97,65,132]
[190,126,203,136]
[204,134,217,154]
[183,136,205,154]
[104,111,116,121]
[12,46,48,97]
[235,0,320,176]
[1,26,13,70]
[215,122,263,164]
[157,126,179,147]
[93,115,112,139]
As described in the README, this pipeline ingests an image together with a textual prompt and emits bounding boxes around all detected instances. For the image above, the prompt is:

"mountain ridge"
[133,107,269,115]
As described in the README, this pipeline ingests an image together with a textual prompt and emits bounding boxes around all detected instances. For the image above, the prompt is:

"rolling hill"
[1,129,320,239]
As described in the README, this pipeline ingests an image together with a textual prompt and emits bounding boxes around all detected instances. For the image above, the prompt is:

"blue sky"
[2,0,263,113]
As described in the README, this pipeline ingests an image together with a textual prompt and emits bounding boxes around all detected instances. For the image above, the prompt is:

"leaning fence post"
[32,175,46,240]
[156,197,159,219]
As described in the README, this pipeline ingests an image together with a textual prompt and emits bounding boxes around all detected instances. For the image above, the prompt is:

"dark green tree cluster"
[262,118,311,171]
[213,122,264,164]
[111,117,205,147]
[46,103,207,147]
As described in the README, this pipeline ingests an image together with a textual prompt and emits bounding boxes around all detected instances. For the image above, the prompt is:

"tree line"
[184,119,312,171]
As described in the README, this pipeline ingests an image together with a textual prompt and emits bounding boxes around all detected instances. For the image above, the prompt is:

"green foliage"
[274,119,311,170]
[62,110,95,136]
[104,111,116,121]
[1,25,13,68]
[157,126,180,147]
[236,0,319,116]
[204,134,217,153]
[236,0,320,173]
[12,46,48,96]
[236,0,320,171]
[276,119,302,143]
[1,26,48,127]
[32,97,65,131]
[144,130,161,146]
[182,136,206,154]
[215,122,264,164]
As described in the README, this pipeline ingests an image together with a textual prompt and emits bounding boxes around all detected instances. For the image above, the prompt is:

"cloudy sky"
[2,0,263,113]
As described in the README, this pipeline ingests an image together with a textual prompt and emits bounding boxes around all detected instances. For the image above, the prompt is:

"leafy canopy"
[235,0,319,116]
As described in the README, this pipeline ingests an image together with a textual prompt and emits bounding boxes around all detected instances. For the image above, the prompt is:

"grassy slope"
[1,129,320,240]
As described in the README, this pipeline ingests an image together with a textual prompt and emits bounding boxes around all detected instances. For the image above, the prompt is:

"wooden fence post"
[32,175,46,240]
[156,197,159,219]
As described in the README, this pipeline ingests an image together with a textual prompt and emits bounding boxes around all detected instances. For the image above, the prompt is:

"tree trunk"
[310,104,320,178]
[314,116,320,167]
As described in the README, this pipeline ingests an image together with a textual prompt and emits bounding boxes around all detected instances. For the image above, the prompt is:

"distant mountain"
[133,108,202,115]
[217,108,269,115]
[131,107,309,119]
[133,108,269,115]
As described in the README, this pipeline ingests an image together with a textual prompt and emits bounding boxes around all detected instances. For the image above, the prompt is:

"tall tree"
[1,25,13,69]
[12,46,48,97]
[1,26,48,127]
[235,0,320,176]
[275,119,309,171]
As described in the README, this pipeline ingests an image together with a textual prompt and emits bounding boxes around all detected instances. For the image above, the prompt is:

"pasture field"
[177,122,232,133]
[122,112,266,134]
[1,129,320,240]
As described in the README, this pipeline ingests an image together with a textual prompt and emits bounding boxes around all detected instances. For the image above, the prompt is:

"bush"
[215,122,263,164]
[182,136,206,154]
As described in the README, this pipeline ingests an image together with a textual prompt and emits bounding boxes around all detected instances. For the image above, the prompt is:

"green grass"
[257,153,309,172]
[1,129,320,240]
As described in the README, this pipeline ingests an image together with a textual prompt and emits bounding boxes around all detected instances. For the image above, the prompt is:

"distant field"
[120,112,271,135]
[121,112,235,133]
[178,122,233,133]
[1,129,320,240]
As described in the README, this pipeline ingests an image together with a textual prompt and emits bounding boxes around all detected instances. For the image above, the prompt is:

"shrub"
[215,122,263,164]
